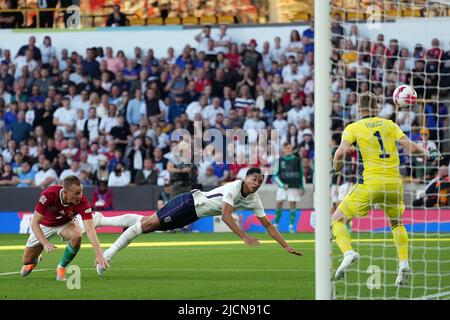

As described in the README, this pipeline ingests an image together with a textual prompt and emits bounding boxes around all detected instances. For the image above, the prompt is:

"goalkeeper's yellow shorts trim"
[338,183,405,220]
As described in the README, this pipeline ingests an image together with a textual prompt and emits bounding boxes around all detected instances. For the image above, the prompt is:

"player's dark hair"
[358,91,378,115]
[246,167,262,176]
[63,175,82,189]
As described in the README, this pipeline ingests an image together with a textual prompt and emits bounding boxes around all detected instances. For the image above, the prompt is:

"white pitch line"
[415,291,450,300]
[0,269,53,276]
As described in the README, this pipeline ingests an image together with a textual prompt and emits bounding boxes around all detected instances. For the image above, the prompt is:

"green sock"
[59,243,79,268]
[289,209,296,226]
[274,208,282,224]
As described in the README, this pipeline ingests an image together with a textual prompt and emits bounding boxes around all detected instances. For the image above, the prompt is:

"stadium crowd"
[0,18,449,192]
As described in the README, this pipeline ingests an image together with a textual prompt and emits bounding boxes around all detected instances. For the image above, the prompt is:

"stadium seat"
[385,9,401,18]
[129,18,145,26]
[217,15,234,24]
[164,17,181,25]
[402,8,422,17]
[183,16,199,25]
[292,12,310,22]
[200,16,217,25]
[146,17,163,25]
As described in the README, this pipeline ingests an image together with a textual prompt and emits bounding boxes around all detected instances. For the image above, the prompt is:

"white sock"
[399,260,409,269]
[99,214,144,228]
[104,222,143,261]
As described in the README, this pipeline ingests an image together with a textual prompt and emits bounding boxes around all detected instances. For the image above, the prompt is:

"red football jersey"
[34,185,93,227]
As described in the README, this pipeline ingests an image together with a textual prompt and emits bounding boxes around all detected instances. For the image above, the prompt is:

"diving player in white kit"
[97,167,303,275]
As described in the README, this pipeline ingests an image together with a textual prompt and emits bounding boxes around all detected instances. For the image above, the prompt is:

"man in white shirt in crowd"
[243,108,266,144]
[283,61,304,84]
[195,25,213,53]
[34,159,59,188]
[214,25,231,54]
[13,49,38,79]
[72,90,90,118]
[185,95,208,121]
[108,162,131,187]
[287,96,310,129]
[60,160,81,181]
[53,96,77,139]
[271,36,285,64]
[202,97,225,125]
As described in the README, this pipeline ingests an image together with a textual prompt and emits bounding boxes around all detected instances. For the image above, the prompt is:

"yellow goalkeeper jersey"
[342,116,406,185]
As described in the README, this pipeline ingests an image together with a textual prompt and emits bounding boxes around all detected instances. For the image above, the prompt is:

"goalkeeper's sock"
[332,221,353,254]
[274,208,282,225]
[392,224,409,262]
[99,214,144,228]
[104,222,143,261]
[289,209,296,226]
[59,243,79,268]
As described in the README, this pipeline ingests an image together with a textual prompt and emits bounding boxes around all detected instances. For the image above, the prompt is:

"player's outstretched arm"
[257,216,303,256]
[221,202,260,246]
[84,219,110,270]
[332,140,353,173]
[31,211,56,253]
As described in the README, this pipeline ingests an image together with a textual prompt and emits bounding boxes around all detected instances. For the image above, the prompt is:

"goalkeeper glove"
[424,148,442,162]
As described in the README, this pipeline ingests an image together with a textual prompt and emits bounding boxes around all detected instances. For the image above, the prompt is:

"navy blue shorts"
[156,192,199,231]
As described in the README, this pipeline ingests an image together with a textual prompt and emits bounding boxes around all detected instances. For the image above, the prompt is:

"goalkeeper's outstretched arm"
[333,140,353,173]
[398,136,441,161]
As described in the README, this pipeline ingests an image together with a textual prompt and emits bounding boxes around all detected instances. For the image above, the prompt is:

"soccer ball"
[393,85,417,107]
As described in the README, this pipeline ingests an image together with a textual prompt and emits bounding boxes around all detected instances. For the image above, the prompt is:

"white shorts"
[25,221,75,248]
[276,188,301,202]
[332,182,354,203]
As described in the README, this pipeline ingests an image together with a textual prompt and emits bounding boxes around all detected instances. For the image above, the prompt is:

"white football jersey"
[192,180,266,218]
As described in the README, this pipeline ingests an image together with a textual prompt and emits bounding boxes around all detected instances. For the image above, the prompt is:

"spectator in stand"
[53,153,69,177]
[301,157,314,183]
[93,155,109,185]
[127,137,146,183]
[331,13,344,47]
[241,39,262,75]
[110,114,131,154]
[106,4,127,27]
[16,36,42,62]
[134,158,158,185]
[53,96,76,139]
[424,94,448,145]
[92,180,114,210]
[302,19,315,54]
[54,129,68,152]
[195,25,213,53]
[168,94,187,124]
[59,160,81,181]
[0,163,18,186]
[108,162,131,187]
[17,161,35,187]
[9,110,31,144]
[99,104,119,136]
[34,158,58,188]
[13,49,38,79]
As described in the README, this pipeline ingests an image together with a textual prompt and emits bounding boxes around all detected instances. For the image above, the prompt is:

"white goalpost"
[314,0,333,300]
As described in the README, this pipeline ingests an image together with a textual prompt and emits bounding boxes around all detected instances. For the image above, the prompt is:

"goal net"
[328,0,450,300]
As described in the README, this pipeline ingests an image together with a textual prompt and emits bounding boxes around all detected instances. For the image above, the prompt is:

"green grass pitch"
[0,232,449,300]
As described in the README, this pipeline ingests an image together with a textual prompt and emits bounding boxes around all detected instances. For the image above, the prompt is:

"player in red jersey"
[20,175,109,281]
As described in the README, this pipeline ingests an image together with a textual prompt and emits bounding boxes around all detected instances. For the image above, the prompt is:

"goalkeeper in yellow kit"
[331,91,441,287]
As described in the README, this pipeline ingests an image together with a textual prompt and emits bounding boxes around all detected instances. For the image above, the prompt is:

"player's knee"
[140,216,156,233]
[70,230,82,247]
